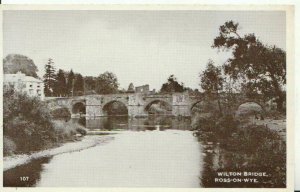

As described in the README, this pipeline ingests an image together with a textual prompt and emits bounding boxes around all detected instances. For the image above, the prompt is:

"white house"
[4,72,45,100]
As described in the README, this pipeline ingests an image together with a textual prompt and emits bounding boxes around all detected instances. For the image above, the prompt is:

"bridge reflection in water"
[78,116,191,131]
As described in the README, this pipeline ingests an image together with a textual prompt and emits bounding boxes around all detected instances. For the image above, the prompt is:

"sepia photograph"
[1,5,293,189]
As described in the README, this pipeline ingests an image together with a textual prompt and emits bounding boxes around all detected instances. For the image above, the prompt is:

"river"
[4,116,204,187]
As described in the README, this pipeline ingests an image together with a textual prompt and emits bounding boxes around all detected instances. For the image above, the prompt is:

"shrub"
[215,114,239,138]
[50,107,71,120]
[3,88,56,154]
[52,120,86,141]
[3,136,17,156]
[195,116,286,187]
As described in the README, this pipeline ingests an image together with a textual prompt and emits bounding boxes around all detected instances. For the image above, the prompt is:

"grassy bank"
[192,112,286,188]
[3,88,86,156]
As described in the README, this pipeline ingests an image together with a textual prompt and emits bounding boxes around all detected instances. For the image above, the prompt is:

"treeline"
[3,54,198,98]
[43,59,193,97]
[43,58,119,97]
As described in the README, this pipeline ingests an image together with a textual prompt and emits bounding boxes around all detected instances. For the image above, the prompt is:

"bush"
[50,107,71,120]
[3,136,17,156]
[52,120,86,141]
[3,88,56,154]
[193,112,286,187]
[215,114,239,138]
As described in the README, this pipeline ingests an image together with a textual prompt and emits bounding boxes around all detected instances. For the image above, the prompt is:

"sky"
[3,10,286,90]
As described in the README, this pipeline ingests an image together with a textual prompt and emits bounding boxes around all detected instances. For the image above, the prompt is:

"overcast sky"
[3,10,285,90]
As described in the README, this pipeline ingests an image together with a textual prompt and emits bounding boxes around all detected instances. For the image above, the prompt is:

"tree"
[67,70,75,96]
[54,69,67,97]
[84,76,97,95]
[96,72,119,94]
[74,73,84,96]
[200,60,224,115]
[160,75,185,93]
[213,21,286,111]
[127,83,135,93]
[3,54,39,77]
[43,58,56,96]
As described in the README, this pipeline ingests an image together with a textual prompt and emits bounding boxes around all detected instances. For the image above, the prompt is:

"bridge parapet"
[45,93,269,118]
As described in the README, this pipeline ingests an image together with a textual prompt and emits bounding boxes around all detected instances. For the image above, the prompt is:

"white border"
[0,4,296,192]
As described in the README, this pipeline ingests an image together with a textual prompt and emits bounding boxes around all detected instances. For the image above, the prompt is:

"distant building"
[135,84,149,94]
[135,84,156,94]
[4,72,45,100]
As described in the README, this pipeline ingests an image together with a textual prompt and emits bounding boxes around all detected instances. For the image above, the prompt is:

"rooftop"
[4,72,43,83]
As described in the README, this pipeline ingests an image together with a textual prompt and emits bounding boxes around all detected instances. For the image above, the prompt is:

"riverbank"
[3,88,91,157]
[191,112,286,187]
[4,135,114,171]
[4,119,88,156]
[249,117,286,140]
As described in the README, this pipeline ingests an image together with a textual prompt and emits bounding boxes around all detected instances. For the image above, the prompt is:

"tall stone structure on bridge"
[172,92,191,116]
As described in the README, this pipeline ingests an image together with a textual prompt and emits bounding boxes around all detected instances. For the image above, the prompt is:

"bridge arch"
[235,101,265,117]
[102,100,128,116]
[72,101,86,114]
[236,100,265,112]
[144,99,172,115]
[190,99,221,114]
[190,100,203,110]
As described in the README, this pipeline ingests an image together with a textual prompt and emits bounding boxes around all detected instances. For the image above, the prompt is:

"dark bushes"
[3,88,56,155]
[192,112,286,187]
[50,107,71,120]
[3,88,86,156]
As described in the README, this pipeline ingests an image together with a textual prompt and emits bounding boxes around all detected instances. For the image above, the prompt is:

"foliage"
[127,83,135,93]
[200,60,224,115]
[74,73,84,96]
[213,20,286,111]
[3,136,17,156]
[192,113,286,187]
[3,88,56,154]
[54,69,67,97]
[3,88,87,156]
[50,107,71,120]
[160,75,185,93]
[84,76,97,94]
[200,60,223,94]
[215,115,239,138]
[66,70,75,96]
[96,71,119,94]
[52,120,86,141]
[3,54,39,78]
[43,58,56,96]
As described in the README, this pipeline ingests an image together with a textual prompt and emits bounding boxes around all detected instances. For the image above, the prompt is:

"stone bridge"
[45,93,268,118]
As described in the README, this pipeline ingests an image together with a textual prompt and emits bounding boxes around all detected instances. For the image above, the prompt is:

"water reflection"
[83,116,191,131]
[4,157,52,187]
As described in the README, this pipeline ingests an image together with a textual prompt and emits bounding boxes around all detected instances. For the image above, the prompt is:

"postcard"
[0,4,294,191]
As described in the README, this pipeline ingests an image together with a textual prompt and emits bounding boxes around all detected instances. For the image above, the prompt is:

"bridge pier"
[172,105,191,117]
[128,105,148,117]
[85,96,103,119]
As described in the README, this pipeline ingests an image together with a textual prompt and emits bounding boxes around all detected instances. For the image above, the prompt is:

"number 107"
[20,176,29,181]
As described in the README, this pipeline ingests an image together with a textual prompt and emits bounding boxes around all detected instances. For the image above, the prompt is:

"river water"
[4,116,204,187]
